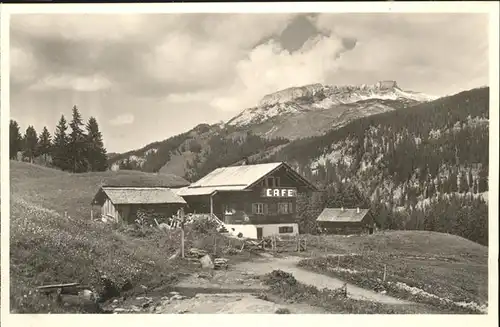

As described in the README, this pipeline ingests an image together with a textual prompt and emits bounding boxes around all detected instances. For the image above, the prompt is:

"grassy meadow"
[297,231,488,313]
[9,161,251,313]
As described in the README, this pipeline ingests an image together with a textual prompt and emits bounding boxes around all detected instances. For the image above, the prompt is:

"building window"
[252,203,265,215]
[279,226,294,234]
[278,202,294,214]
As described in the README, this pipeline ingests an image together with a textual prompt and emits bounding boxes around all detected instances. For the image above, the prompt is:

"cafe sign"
[262,188,297,198]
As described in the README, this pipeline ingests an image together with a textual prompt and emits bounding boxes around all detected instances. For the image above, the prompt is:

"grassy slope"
[9,161,242,313]
[295,231,488,313]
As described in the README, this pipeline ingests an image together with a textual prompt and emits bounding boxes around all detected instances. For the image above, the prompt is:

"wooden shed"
[91,187,187,224]
[316,207,375,235]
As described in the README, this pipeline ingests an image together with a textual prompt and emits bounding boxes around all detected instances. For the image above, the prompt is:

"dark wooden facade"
[183,165,312,225]
[318,214,375,235]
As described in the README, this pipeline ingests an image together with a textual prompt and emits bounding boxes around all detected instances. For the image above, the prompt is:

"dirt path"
[232,256,412,305]
[109,254,412,314]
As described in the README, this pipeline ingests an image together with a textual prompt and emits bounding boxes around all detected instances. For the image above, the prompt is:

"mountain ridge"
[225,81,436,140]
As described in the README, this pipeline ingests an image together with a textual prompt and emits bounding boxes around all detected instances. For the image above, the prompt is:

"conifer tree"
[468,169,474,191]
[38,126,52,163]
[449,170,458,193]
[478,166,488,192]
[85,116,108,171]
[459,171,469,193]
[52,115,70,171]
[22,125,38,163]
[68,105,88,173]
[9,119,23,160]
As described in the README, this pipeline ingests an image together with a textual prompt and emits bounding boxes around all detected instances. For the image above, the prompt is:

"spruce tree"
[478,166,488,192]
[449,171,458,193]
[52,115,70,171]
[85,116,108,171]
[22,126,38,163]
[459,171,468,193]
[9,119,23,160]
[38,126,52,164]
[68,105,88,173]
[467,169,474,192]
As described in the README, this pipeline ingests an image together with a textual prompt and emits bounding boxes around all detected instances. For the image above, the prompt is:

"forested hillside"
[108,123,289,179]
[269,87,489,245]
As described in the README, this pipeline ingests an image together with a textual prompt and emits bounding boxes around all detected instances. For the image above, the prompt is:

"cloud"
[29,74,112,92]
[110,113,135,126]
[206,33,350,111]
[10,45,38,85]
[11,14,157,42]
[10,13,297,98]
[312,13,489,95]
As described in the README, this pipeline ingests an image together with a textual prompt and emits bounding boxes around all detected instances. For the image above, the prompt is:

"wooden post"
[90,207,93,220]
[210,194,214,218]
[179,208,185,258]
[383,264,387,282]
[181,228,185,258]
[213,236,217,255]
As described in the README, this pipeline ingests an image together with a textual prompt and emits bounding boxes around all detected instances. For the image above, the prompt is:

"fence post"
[213,235,217,256]
[383,264,387,282]
[181,228,185,258]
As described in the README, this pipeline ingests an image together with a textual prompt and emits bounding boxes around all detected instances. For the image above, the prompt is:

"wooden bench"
[37,283,81,302]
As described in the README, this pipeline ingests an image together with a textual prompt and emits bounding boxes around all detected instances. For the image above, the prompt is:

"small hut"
[91,187,187,224]
[316,207,375,235]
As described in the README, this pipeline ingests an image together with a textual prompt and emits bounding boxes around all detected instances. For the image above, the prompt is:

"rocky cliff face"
[259,83,324,107]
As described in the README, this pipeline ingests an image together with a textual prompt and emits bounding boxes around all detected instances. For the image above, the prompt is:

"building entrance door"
[256,227,263,240]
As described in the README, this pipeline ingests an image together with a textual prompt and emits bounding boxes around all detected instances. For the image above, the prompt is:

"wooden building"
[175,162,317,239]
[91,187,187,224]
[316,208,375,235]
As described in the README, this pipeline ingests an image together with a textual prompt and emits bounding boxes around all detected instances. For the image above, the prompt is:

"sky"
[10,13,489,153]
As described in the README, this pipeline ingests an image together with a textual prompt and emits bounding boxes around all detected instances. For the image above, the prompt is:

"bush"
[190,217,219,234]
[275,308,291,314]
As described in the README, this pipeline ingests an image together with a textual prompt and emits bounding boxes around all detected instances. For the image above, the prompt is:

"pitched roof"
[93,187,187,205]
[178,162,317,196]
[175,185,251,197]
[190,162,282,188]
[316,208,370,223]
[100,173,189,188]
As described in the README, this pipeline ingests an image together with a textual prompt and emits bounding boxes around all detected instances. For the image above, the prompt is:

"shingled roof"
[92,187,187,205]
[316,208,370,223]
[176,162,317,196]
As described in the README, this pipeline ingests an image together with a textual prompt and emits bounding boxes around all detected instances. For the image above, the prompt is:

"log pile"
[187,248,208,258]
[214,258,229,270]
[186,247,229,270]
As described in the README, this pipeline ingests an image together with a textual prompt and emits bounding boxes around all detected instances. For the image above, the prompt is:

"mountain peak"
[375,80,399,90]
[259,83,324,107]
[227,81,436,129]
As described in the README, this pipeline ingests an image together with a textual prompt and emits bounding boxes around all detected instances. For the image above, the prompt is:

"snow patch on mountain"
[227,81,436,127]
